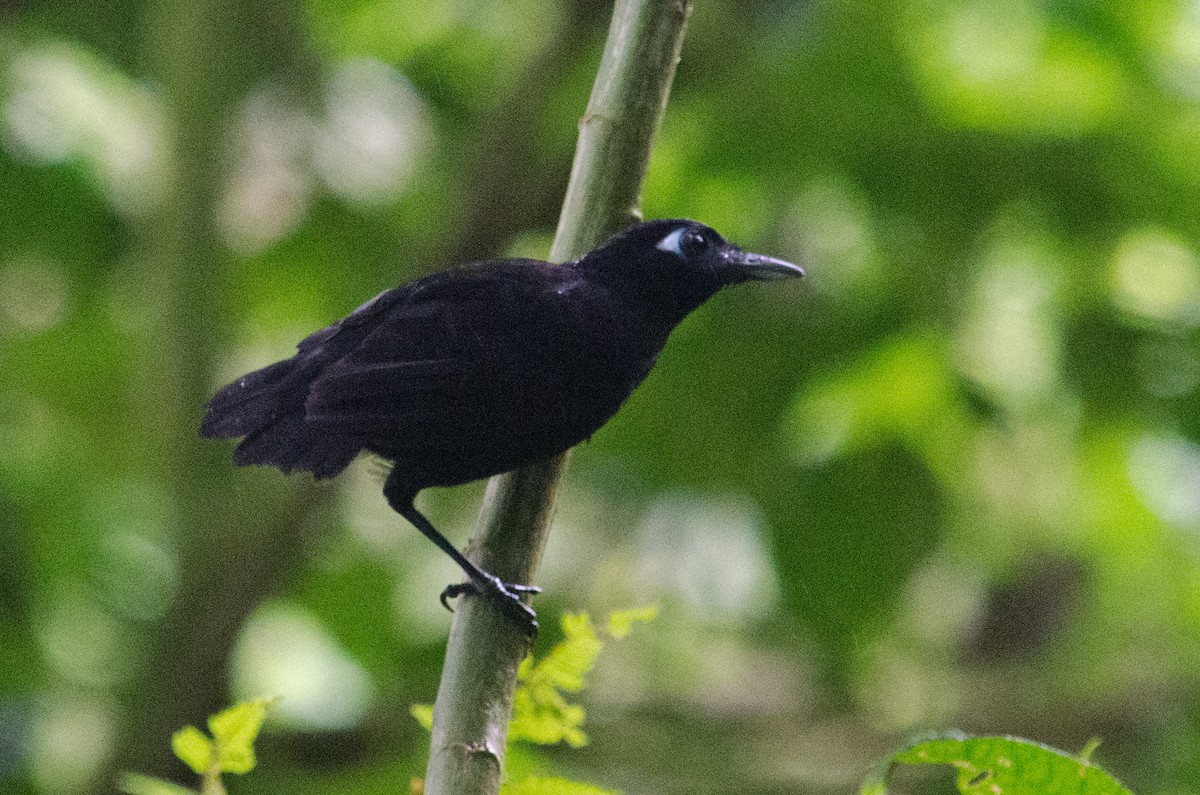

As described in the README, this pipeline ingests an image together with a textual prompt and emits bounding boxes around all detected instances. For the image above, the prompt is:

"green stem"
[200,768,227,795]
[421,1,692,794]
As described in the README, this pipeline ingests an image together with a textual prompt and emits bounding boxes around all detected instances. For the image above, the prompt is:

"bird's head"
[575,219,804,323]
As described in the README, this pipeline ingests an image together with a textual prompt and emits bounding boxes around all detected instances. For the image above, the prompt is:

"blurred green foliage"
[3,0,1200,793]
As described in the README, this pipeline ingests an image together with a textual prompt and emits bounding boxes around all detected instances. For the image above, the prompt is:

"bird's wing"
[302,261,561,448]
[295,284,409,354]
[201,285,414,439]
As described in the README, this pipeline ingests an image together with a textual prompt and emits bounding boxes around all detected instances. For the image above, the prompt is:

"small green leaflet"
[508,607,656,748]
[171,725,214,776]
[171,698,273,776]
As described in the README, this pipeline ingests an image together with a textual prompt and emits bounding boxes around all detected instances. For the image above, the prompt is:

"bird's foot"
[440,576,542,637]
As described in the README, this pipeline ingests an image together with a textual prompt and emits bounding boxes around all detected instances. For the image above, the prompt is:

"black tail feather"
[201,358,299,439]
[234,414,358,479]
[202,356,360,479]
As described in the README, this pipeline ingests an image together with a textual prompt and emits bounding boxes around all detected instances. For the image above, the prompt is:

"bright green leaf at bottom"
[861,731,1133,795]
[170,725,214,775]
[208,697,271,774]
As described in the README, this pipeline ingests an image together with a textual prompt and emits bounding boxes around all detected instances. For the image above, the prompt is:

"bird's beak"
[724,247,806,281]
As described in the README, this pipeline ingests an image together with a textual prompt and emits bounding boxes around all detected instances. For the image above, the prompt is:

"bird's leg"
[388,492,540,637]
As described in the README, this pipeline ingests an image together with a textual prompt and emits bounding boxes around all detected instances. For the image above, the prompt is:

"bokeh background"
[4,0,1200,792]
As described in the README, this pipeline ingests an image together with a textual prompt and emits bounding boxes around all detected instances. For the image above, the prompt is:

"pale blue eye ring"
[655,227,687,257]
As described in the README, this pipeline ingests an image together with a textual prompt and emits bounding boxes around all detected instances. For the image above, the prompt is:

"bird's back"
[356,260,668,494]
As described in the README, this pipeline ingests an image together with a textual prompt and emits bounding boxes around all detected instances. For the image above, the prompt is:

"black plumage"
[201,219,803,632]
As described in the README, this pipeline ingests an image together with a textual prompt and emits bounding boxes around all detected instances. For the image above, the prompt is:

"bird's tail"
[200,357,358,479]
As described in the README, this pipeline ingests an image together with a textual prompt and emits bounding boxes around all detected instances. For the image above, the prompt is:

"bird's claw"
[439,577,542,638]
[439,580,542,609]
[439,582,470,611]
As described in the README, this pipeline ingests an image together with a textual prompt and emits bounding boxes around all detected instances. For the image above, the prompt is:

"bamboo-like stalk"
[421,1,692,793]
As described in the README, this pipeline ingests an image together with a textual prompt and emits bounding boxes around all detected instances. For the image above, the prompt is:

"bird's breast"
[499,297,664,434]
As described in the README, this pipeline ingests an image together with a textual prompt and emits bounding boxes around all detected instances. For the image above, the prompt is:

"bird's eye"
[685,231,711,255]
[655,227,715,260]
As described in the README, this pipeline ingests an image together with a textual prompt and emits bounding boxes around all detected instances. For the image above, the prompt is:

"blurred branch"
[116,0,243,778]
[107,0,324,788]
[421,1,692,794]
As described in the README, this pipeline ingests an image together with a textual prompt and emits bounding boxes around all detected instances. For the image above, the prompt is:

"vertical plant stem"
[116,0,241,783]
[112,1,319,787]
[422,1,692,794]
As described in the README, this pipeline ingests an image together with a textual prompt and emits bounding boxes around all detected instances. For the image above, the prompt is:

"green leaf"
[507,608,659,749]
[605,604,658,639]
[861,731,1134,795]
[547,613,603,692]
[207,698,271,774]
[411,703,434,731]
[501,775,620,795]
[170,725,214,775]
[508,612,602,748]
[117,772,198,795]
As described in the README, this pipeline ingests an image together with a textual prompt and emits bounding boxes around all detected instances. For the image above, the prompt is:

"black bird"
[201,219,803,634]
